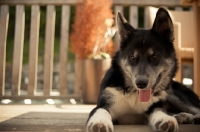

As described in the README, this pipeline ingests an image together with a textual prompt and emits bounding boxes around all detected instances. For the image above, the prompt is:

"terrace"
[0,0,200,131]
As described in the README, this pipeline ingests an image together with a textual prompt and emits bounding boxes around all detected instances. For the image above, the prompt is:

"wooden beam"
[0,0,186,6]
[28,5,40,96]
[59,5,70,95]
[175,7,183,11]
[129,6,138,28]
[43,5,55,95]
[113,0,183,6]
[0,0,78,5]
[193,1,200,97]
[173,22,182,83]
[0,94,81,100]
[74,58,83,95]
[11,5,25,95]
[0,5,9,96]
[181,0,194,6]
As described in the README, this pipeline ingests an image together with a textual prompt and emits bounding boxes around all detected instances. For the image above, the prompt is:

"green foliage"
[123,6,129,22]
[7,6,15,39]
[138,7,144,28]
[39,6,46,38]
[6,38,14,63]
[6,6,75,64]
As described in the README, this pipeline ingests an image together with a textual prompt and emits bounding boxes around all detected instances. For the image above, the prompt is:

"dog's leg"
[87,108,113,132]
[173,112,194,124]
[149,108,178,132]
[173,113,200,124]
[173,112,200,124]
[193,114,200,124]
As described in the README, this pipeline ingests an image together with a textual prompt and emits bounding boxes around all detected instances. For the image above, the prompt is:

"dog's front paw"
[150,110,178,132]
[87,118,113,132]
[86,108,113,132]
[153,117,178,132]
[193,114,200,124]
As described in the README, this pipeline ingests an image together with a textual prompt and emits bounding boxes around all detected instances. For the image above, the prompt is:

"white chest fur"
[105,87,167,120]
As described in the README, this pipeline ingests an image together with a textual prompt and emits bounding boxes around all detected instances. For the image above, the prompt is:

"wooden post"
[193,1,200,96]
[0,5,9,96]
[175,7,183,11]
[129,6,138,28]
[59,5,70,95]
[28,5,40,95]
[43,5,55,95]
[11,5,25,95]
[173,22,182,82]
[74,57,83,95]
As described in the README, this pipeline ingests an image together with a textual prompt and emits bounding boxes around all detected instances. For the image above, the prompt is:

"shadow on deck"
[0,104,200,132]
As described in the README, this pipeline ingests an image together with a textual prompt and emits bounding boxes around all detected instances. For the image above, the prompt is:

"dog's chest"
[105,87,167,119]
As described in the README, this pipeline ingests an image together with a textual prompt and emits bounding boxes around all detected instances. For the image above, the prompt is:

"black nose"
[136,78,148,89]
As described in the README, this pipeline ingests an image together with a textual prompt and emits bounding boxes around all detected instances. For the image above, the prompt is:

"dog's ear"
[117,12,135,44]
[152,7,174,42]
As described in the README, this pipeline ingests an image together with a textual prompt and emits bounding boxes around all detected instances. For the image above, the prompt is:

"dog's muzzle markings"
[86,7,200,132]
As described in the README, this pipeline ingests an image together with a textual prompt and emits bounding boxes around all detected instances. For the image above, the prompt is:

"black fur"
[86,7,200,132]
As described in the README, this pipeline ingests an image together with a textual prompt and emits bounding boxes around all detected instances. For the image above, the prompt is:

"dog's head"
[116,7,177,100]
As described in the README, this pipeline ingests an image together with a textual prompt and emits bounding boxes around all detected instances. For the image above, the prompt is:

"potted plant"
[70,0,115,103]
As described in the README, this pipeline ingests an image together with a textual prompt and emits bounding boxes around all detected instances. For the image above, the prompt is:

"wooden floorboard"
[0,104,200,132]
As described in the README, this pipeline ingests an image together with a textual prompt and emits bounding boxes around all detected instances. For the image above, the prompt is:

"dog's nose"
[136,78,148,89]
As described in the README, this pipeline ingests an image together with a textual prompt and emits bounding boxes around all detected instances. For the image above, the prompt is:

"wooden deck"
[0,104,200,132]
[0,1,200,131]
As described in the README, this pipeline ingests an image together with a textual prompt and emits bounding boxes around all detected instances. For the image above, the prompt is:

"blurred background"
[0,0,194,104]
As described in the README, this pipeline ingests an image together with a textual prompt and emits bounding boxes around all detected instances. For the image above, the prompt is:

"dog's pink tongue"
[139,89,152,102]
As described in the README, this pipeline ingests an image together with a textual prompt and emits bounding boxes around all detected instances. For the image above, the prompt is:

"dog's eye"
[152,55,157,59]
[129,55,138,65]
[150,54,159,61]
[129,55,136,61]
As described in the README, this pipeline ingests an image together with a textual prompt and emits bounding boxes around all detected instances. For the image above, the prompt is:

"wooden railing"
[0,0,190,100]
[0,1,74,99]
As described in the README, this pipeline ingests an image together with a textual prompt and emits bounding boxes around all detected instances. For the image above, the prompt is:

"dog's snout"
[136,78,148,89]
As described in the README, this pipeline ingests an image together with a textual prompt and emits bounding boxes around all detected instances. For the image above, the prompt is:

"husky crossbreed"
[86,7,200,132]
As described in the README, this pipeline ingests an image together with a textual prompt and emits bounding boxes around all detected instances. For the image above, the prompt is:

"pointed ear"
[152,7,174,42]
[117,12,135,44]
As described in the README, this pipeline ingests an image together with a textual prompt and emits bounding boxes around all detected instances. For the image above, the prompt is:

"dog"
[86,7,200,132]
